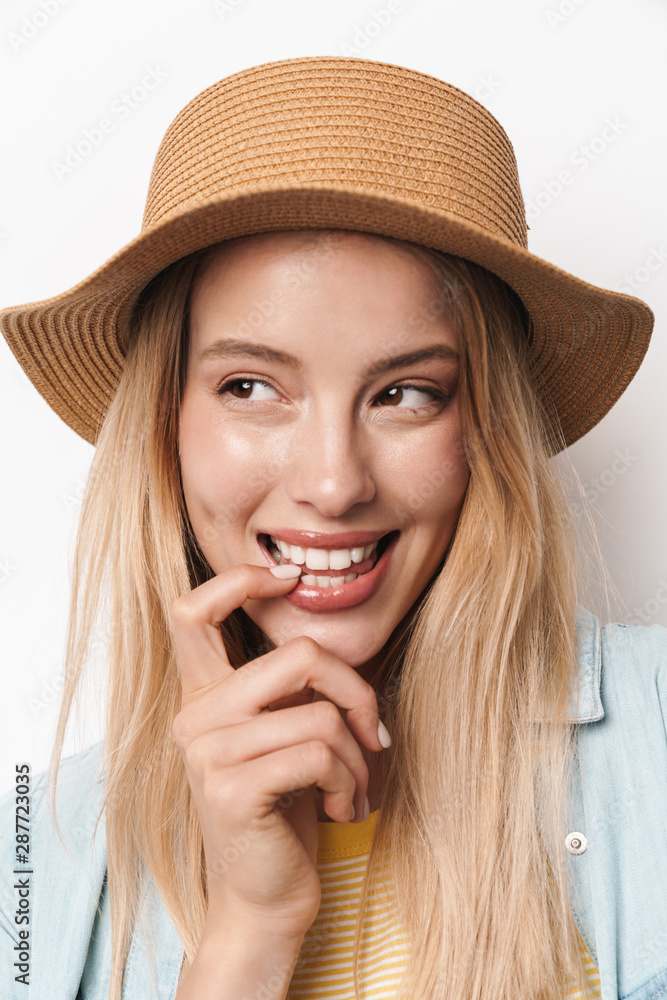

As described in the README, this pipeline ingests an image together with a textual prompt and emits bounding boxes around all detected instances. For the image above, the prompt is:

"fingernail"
[363,796,370,820]
[377,720,392,748]
[269,564,302,579]
[350,803,356,821]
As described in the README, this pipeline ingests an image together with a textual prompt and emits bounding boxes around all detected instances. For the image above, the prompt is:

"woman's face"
[179,230,470,682]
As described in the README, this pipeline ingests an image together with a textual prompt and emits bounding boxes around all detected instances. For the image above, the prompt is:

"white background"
[1,0,665,795]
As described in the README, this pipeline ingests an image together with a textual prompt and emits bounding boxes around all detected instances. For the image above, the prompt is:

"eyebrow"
[197,338,459,378]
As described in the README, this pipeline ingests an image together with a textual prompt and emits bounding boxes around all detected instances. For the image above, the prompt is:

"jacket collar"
[570,604,604,723]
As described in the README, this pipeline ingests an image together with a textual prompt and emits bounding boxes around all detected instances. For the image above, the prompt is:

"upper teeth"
[268,535,379,572]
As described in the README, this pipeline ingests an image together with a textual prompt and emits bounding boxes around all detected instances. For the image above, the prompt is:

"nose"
[286,407,376,516]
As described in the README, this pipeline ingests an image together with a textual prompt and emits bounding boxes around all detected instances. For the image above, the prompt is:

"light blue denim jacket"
[1,606,666,999]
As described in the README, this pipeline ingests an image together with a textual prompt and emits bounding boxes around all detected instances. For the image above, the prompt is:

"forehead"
[195,230,445,291]
[189,230,455,349]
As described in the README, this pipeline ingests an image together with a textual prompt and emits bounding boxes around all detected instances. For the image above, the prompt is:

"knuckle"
[289,634,320,661]
[183,736,210,777]
[205,771,238,814]
[303,739,333,771]
[171,711,190,748]
[313,700,344,735]
[170,593,196,629]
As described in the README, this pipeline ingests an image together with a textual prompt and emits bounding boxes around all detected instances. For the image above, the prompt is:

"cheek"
[386,417,469,523]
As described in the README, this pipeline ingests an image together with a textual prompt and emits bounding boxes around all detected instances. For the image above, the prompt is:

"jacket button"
[565,831,587,855]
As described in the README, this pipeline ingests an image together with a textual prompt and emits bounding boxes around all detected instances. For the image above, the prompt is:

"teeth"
[268,535,379,572]
[301,573,358,587]
[329,548,353,571]
[305,547,329,572]
[265,533,366,588]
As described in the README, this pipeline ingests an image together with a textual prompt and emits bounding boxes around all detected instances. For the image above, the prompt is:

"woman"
[1,56,665,1000]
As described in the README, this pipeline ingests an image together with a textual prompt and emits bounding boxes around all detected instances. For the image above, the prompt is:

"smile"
[257,530,400,612]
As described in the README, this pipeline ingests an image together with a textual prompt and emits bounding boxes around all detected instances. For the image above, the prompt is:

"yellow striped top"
[286,809,602,999]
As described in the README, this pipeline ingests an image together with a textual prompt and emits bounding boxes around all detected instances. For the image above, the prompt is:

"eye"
[214,378,450,412]
[374,383,449,412]
[215,378,279,403]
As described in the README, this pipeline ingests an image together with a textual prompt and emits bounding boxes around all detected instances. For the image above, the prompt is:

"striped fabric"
[287,809,602,999]
[566,940,602,998]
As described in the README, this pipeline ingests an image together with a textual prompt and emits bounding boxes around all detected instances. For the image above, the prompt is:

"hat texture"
[0,55,653,448]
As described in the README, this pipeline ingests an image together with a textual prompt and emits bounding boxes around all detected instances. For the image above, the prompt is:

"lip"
[259,527,390,549]
[258,530,400,613]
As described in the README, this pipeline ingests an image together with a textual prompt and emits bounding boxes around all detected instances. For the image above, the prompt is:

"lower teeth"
[268,542,359,587]
[301,573,358,587]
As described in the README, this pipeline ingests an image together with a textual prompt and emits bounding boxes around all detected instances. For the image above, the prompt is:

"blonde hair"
[51,229,594,999]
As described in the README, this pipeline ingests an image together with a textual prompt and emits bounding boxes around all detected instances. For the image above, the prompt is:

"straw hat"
[0,55,653,449]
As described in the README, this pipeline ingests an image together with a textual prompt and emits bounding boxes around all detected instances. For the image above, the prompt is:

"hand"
[171,563,388,941]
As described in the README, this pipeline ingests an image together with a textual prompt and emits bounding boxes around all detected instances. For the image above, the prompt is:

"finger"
[229,635,385,752]
[176,701,369,811]
[171,563,299,698]
[245,741,358,824]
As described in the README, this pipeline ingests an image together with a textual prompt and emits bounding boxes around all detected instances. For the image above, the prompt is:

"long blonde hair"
[51,229,594,999]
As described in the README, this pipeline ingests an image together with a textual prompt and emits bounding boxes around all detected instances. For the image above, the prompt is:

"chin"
[246,610,387,670]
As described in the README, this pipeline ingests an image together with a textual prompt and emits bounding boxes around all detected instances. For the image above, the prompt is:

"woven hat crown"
[142,57,528,249]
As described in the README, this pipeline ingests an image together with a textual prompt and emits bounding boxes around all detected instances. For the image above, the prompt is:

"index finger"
[170,563,300,699]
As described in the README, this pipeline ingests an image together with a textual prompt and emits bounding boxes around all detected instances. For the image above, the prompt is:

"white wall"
[1,0,665,794]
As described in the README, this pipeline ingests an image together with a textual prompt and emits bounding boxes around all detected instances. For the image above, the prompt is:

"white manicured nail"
[269,564,302,579]
[363,796,370,820]
[377,720,392,747]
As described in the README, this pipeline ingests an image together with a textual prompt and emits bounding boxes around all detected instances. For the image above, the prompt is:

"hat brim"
[0,183,653,449]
